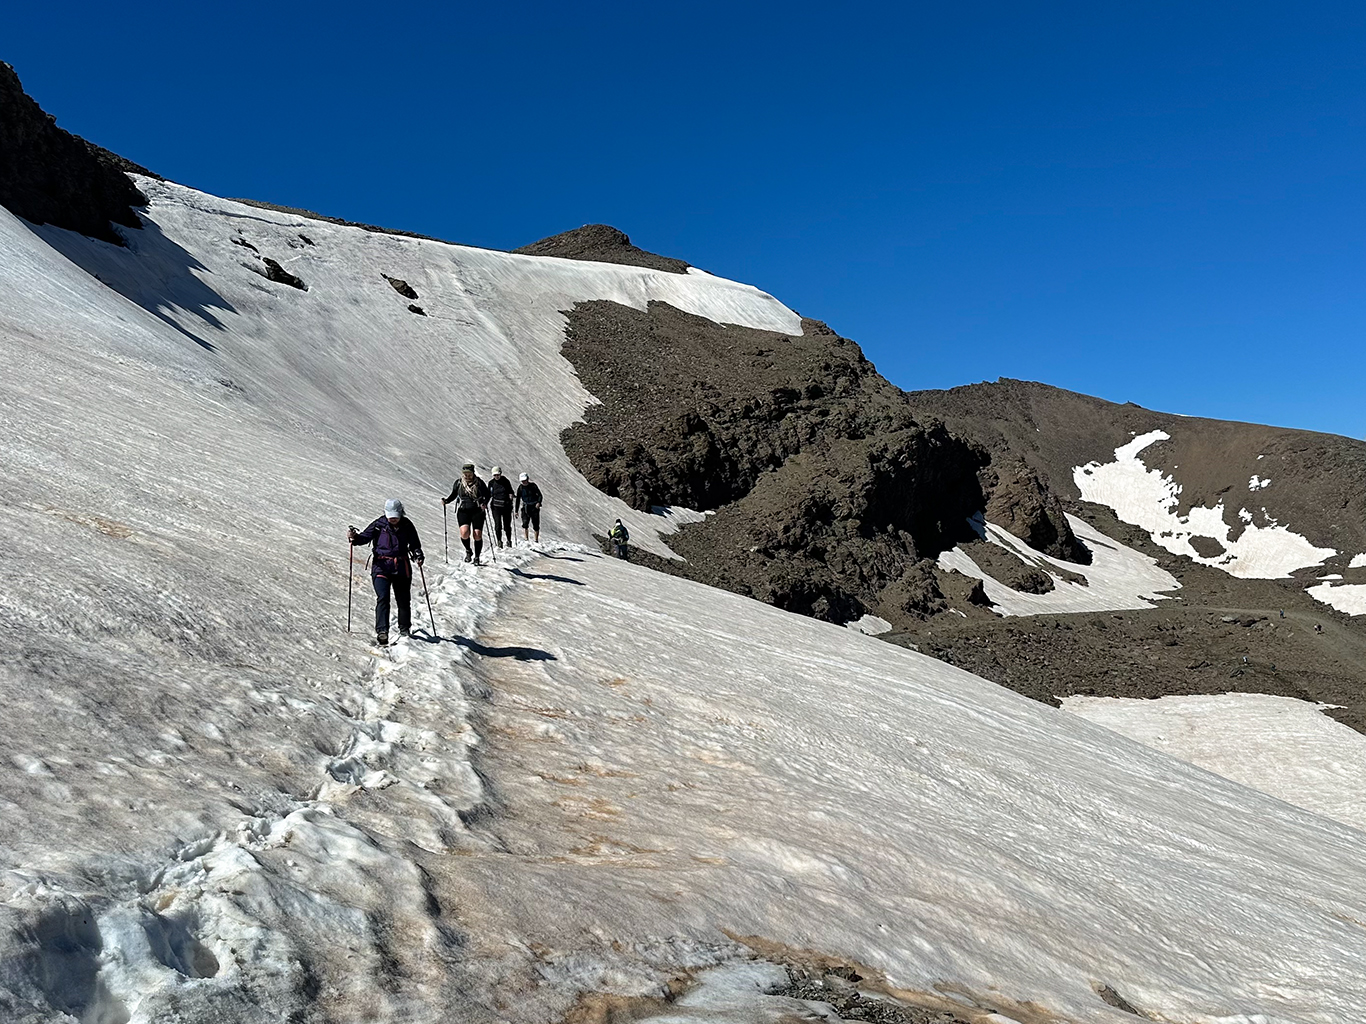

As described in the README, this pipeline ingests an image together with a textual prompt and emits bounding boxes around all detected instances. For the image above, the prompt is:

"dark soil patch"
[0,62,154,245]
[515,224,690,274]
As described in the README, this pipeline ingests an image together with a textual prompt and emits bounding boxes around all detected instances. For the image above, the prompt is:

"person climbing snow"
[488,466,516,548]
[515,472,543,543]
[348,498,424,646]
[608,518,630,560]
[442,462,489,564]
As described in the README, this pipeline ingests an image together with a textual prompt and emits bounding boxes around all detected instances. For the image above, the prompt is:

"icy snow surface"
[846,614,893,635]
[1074,431,1336,578]
[1351,553,1366,569]
[937,513,1179,615]
[5,182,1366,1022]
[1063,694,1366,832]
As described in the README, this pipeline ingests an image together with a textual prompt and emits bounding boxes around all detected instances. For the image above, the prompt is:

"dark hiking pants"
[373,573,411,634]
[491,504,513,542]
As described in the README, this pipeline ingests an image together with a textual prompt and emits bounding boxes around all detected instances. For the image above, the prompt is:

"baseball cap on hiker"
[385,498,404,518]
[461,462,474,472]
[519,472,528,481]
[492,466,502,476]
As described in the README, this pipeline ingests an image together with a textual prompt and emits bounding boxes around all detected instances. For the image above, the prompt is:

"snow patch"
[1249,475,1271,490]
[1062,694,1366,833]
[937,514,1179,615]
[1073,430,1335,578]
[846,614,892,636]
[1350,553,1366,569]
[1308,582,1366,616]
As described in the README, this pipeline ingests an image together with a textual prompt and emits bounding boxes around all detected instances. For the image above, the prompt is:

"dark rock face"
[383,274,419,299]
[982,461,1090,563]
[261,258,307,290]
[0,62,153,245]
[562,300,988,626]
[515,224,691,274]
[408,304,426,316]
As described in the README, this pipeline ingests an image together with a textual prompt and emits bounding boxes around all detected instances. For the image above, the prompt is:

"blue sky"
[8,2,1365,437]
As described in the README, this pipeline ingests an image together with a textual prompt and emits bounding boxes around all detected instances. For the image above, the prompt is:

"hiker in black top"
[487,466,516,548]
[348,498,424,645]
[515,472,543,543]
[442,462,490,564]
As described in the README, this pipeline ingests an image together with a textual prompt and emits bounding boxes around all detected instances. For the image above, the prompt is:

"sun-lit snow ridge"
[1074,429,1336,578]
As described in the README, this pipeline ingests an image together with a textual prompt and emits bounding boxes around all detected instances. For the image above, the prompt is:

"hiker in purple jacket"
[348,498,424,646]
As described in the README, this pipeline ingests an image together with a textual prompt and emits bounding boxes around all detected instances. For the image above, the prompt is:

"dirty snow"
[5,180,1366,1024]
[1063,693,1366,833]
[1074,430,1336,577]
[937,513,1179,615]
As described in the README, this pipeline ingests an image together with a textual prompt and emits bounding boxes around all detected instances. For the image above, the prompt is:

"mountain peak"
[514,223,691,274]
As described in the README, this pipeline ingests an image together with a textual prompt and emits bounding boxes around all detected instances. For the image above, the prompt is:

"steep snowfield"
[1074,431,1336,578]
[5,187,1366,1023]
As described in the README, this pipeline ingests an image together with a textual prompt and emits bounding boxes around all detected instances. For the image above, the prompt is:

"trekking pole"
[443,502,448,563]
[346,541,354,632]
[418,561,437,636]
[487,507,498,564]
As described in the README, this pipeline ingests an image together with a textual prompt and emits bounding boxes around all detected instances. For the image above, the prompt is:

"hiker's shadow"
[507,568,585,586]
[453,637,556,661]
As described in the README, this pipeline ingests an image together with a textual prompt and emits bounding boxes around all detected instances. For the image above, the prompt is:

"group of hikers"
[346,464,544,645]
[346,463,636,646]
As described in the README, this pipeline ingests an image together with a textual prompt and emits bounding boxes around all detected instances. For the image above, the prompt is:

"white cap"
[492,466,502,476]
[519,472,528,481]
[385,498,404,518]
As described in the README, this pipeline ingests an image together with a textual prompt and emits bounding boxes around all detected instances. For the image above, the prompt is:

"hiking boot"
[376,631,389,646]
[464,551,472,563]
[399,627,410,639]
[473,555,482,566]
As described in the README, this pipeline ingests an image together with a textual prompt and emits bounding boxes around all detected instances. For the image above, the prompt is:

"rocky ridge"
[0,62,153,245]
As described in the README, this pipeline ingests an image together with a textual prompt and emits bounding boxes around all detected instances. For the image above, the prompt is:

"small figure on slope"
[348,498,424,646]
[488,466,516,548]
[443,462,489,564]
[608,518,630,560]
[516,472,543,544]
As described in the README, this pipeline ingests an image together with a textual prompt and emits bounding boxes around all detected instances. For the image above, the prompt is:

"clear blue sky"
[8,2,1365,438]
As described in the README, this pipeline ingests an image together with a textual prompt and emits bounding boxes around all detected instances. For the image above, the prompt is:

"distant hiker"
[488,466,516,548]
[516,471,543,543]
[442,462,490,564]
[608,518,630,560]
[348,498,424,646]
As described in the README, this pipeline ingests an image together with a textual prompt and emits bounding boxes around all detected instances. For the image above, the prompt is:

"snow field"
[1074,431,1336,578]
[1307,582,1366,616]
[1063,693,1366,833]
[447,552,1366,1024]
[937,513,1180,615]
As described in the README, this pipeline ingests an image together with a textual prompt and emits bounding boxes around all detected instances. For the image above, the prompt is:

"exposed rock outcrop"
[0,62,152,244]
[562,300,988,626]
[516,224,691,274]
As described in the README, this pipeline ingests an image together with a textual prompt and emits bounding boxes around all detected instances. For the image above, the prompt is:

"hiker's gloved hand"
[441,497,449,505]
[347,526,358,543]
[414,554,424,566]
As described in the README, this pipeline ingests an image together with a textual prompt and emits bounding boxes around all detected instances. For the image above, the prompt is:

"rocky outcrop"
[0,62,152,245]
[515,224,691,274]
[562,300,988,626]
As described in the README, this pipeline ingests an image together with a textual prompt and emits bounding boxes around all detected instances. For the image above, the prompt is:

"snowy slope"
[5,186,1366,1024]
